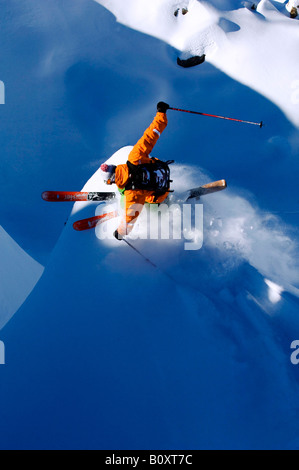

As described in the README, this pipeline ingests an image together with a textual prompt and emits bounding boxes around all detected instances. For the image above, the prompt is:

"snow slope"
[95,0,299,127]
[0,227,43,330]
[1,148,299,449]
[0,0,299,450]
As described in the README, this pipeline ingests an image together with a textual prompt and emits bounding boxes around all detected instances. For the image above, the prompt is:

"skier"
[100,102,172,240]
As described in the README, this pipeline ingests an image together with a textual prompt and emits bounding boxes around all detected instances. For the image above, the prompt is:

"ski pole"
[123,238,158,269]
[169,107,263,128]
[123,238,177,283]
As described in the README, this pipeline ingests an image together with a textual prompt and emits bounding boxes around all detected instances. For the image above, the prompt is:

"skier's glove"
[113,229,123,241]
[157,102,170,113]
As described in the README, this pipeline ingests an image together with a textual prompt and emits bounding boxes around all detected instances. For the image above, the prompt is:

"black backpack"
[126,159,174,200]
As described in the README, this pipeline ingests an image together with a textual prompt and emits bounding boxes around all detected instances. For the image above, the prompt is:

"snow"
[1,183,299,449]
[0,227,43,330]
[77,145,299,297]
[265,278,284,304]
[95,0,299,127]
[0,0,299,450]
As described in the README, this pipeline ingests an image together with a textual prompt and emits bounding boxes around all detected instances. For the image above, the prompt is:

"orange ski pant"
[117,189,169,237]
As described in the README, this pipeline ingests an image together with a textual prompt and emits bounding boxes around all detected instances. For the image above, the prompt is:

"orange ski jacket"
[115,111,169,236]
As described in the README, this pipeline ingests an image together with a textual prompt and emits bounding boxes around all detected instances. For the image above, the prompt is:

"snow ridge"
[94,0,299,127]
[0,227,44,329]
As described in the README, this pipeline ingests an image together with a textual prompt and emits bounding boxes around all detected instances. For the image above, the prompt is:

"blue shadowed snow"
[0,0,299,450]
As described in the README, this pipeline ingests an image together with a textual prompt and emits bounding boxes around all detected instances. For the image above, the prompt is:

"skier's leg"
[117,190,146,237]
[145,191,170,205]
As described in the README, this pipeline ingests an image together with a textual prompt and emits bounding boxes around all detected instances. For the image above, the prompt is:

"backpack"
[125,159,174,199]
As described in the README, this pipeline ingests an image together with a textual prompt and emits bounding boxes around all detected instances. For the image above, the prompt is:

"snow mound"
[94,0,299,127]
[1,0,299,449]
[1,158,299,449]
[0,227,44,329]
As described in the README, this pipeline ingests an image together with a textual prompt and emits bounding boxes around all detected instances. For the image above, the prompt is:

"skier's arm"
[128,103,169,165]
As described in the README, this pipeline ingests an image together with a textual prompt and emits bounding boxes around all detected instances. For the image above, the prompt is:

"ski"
[186,179,227,200]
[71,179,227,231]
[42,180,226,203]
[123,239,158,268]
[42,191,116,202]
[73,210,117,231]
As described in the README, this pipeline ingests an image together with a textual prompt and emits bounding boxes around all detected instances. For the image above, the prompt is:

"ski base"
[42,191,116,202]
[73,211,117,231]
[186,179,227,200]
[43,180,227,231]
[72,180,227,231]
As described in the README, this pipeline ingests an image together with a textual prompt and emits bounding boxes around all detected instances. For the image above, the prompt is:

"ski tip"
[73,220,87,231]
[214,179,227,189]
[73,223,81,231]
